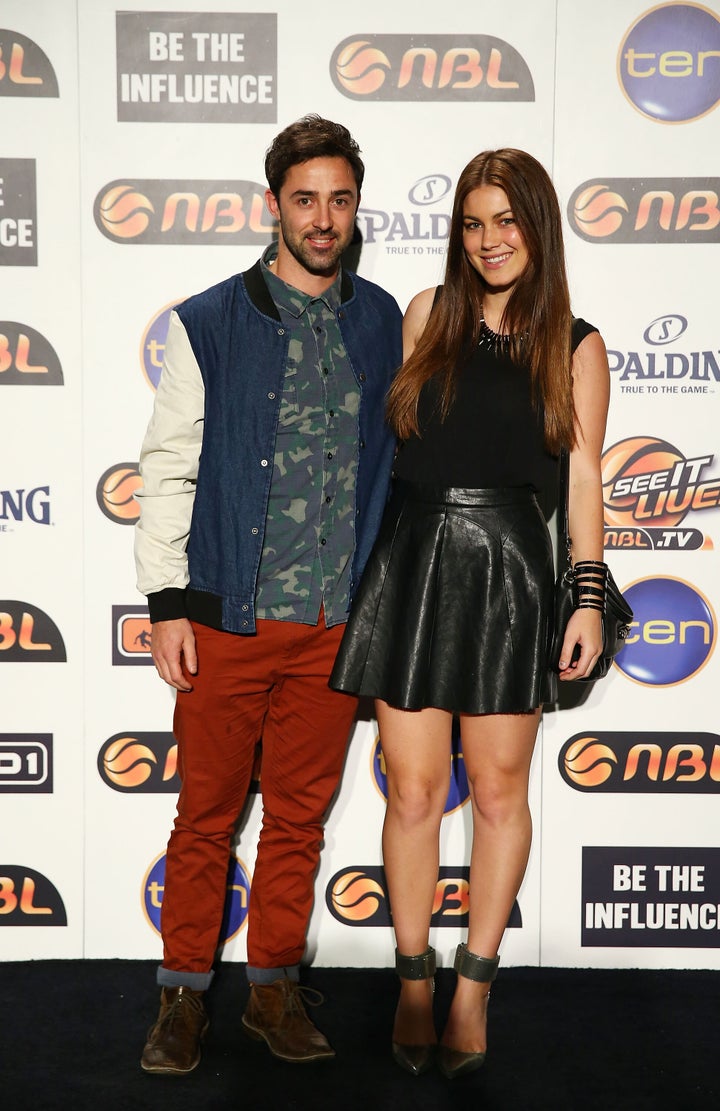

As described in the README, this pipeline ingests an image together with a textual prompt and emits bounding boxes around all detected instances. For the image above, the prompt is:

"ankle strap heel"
[453,944,499,983]
[392,947,437,1076]
[395,946,436,980]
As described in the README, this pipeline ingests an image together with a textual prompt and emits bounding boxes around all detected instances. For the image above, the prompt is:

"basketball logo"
[572,184,628,238]
[334,41,391,94]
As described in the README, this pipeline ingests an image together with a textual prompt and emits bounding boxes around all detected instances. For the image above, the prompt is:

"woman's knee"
[385,774,448,828]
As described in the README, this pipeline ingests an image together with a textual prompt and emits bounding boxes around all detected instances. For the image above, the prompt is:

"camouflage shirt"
[255,248,360,626]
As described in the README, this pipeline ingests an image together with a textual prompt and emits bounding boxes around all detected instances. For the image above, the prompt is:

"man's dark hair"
[265,114,364,197]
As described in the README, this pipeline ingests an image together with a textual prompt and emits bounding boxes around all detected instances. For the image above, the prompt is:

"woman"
[331,149,610,1078]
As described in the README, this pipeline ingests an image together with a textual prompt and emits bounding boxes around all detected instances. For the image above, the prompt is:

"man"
[135,115,402,1074]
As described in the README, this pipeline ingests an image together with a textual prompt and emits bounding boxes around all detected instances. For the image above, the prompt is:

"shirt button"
[251,527,259,535]
[329,409,335,417]
[325,495,332,504]
[323,367,329,375]
[327,452,333,460]
[267,392,276,400]
[261,459,268,467]
[242,604,249,611]
[359,373,366,381]
[277,328,285,335]
[242,620,248,626]
[359,440,366,449]
[315,326,323,334]
[320,538,327,546]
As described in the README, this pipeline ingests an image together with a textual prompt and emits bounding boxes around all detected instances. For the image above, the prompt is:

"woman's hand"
[557,607,603,681]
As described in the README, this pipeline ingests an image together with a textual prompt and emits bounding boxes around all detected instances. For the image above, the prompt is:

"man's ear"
[265,188,280,220]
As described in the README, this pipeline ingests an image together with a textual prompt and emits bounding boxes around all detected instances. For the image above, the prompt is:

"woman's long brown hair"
[387,149,576,454]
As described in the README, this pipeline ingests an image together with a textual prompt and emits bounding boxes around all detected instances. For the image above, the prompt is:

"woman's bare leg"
[442,708,541,1053]
[376,700,452,1045]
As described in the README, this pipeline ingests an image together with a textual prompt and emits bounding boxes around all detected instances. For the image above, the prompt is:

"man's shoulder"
[177,270,249,317]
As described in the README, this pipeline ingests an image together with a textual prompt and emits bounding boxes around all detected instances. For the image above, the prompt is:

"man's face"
[266,156,359,284]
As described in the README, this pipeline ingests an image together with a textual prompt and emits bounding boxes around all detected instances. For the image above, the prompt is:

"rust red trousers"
[160,616,357,975]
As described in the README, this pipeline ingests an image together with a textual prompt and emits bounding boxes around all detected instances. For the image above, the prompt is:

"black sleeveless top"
[393,316,597,501]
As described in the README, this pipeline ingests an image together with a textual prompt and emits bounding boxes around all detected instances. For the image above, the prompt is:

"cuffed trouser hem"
[246,964,300,985]
[157,966,215,991]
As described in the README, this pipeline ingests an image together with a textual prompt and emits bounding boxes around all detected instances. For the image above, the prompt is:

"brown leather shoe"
[241,978,335,1063]
[140,986,208,1074]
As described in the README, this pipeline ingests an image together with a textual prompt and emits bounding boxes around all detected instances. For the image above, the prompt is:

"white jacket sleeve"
[134,310,205,595]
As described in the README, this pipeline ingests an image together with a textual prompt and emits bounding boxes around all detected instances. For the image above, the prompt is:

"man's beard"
[279,221,350,276]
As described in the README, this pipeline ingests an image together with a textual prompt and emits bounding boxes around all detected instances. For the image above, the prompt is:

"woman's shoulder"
[571,316,599,352]
[405,286,439,317]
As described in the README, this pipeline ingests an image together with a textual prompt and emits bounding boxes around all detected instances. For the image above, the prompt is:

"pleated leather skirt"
[330,480,557,713]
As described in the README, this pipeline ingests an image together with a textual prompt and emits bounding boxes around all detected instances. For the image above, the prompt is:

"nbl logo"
[143,852,250,940]
[96,463,141,524]
[326,866,521,929]
[331,34,534,101]
[569,178,720,243]
[0,322,63,384]
[98,733,179,792]
[0,31,58,97]
[602,436,719,551]
[0,866,66,925]
[560,732,720,793]
[94,179,274,245]
[0,602,66,662]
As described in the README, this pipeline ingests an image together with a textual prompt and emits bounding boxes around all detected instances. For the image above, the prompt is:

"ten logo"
[112,606,153,665]
[98,733,179,793]
[143,852,250,940]
[0,602,66,662]
[140,301,183,391]
[331,34,534,101]
[371,725,469,814]
[560,732,720,793]
[0,735,52,793]
[0,866,67,925]
[617,577,716,685]
[0,322,63,384]
[618,3,720,122]
[0,30,59,97]
[96,463,141,524]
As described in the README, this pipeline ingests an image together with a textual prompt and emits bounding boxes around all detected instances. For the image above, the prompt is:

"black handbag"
[549,451,633,681]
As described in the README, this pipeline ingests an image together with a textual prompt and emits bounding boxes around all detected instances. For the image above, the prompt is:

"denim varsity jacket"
[134,260,402,634]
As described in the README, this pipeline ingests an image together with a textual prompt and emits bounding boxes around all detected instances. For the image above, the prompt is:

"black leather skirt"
[330,481,557,713]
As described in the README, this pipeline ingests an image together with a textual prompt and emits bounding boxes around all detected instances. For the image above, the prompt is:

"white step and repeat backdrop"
[2,0,719,971]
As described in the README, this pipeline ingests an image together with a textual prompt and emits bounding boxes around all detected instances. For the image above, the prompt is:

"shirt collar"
[261,243,342,317]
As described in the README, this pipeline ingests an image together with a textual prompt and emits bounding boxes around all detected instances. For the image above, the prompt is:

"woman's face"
[461,184,529,294]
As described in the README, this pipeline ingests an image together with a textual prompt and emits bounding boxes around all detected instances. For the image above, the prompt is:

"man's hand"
[151,618,197,691]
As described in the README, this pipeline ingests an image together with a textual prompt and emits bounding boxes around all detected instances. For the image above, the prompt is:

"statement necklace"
[477,307,523,351]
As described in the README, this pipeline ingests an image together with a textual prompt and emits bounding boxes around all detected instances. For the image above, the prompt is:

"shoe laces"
[284,982,325,1017]
[161,989,204,1030]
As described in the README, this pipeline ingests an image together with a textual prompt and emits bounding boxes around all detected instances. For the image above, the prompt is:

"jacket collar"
[242,258,354,321]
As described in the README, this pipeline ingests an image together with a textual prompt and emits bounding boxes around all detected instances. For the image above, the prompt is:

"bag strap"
[559,448,572,573]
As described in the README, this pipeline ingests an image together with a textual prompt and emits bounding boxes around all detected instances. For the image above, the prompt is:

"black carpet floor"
[3,960,716,1110]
